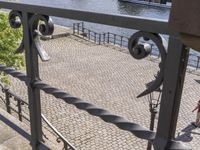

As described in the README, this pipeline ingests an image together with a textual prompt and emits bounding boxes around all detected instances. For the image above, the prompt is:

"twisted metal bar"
[0,62,191,149]
[0,64,28,83]
[33,80,155,141]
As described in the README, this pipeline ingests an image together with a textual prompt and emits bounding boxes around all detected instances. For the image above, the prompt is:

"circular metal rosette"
[9,10,22,28]
[29,14,54,37]
[9,10,24,53]
[128,31,167,97]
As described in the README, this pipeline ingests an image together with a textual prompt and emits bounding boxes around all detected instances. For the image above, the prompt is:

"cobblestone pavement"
[2,26,200,150]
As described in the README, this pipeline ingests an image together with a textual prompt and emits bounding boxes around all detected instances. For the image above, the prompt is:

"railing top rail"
[7,89,29,106]
[108,33,130,39]
[0,1,170,35]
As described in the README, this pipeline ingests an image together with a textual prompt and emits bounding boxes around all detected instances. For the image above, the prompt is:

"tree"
[0,12,24,84]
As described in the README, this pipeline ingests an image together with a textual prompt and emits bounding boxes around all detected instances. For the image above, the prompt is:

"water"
[19,0,169,36]
[8,0,200,64]
[19,0,169,19]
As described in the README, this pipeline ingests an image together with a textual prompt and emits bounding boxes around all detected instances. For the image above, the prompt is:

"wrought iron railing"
[0,82,76,150]
[73,22,131,47]
[2,87,29,122]
[0,1,192,149]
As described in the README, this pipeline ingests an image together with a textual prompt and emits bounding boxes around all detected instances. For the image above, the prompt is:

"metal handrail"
[41,114,76,150]
[0,1,169,35]
[73,22,130,47]
[0,80,76,149]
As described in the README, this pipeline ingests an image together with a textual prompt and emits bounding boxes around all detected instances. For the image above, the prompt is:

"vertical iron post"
[107,32,110,43]
[82,27,85,39]
[146,88,161,150]
[120,36,123,47]
[160,0,167,4]
[72,23,75,35]
[22,12,43,150]
[99,34,101,45]
[77,23,80,35]
[16,98,22,121]
[147,110,156,150]
[88,30,91,40]
[81,22,84,33]
[153,37,189,149]
[94,32,97,43]
[114,34,116,45]
[5,88,11,114]
[196,56,200,70]
[103,33,106,44]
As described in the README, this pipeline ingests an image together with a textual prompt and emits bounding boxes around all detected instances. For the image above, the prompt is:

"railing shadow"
[175,124,198,142]
[0,113,51,150]
[0,114,31,141]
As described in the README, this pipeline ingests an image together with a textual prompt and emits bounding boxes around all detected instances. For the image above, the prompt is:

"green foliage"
[0,12,24,84]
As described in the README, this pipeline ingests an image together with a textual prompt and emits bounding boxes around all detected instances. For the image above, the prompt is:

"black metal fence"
[73,22,129,47]
[0,82,76,150]
[0,1,192,150]
[0,85,29,122]
[73,22,200,71]
[188,54,200,70]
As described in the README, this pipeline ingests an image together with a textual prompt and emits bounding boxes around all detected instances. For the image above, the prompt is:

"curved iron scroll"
[128,31,167,98]
[8,10,54,61]
[9,10,24,53]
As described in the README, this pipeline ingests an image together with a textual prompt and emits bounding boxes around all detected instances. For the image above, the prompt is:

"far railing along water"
[73,22,200,71]
[73,22,129,47]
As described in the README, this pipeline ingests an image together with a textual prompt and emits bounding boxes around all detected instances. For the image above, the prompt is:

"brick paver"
[2,26,200,150]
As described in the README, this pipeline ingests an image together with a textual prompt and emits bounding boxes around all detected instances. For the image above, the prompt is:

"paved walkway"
[0,108,31,150]
[2,26,200,150]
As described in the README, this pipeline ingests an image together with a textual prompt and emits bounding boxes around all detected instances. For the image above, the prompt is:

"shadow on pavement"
[194,79,200,84]
[0,114,31,141]
[175,124,200,142]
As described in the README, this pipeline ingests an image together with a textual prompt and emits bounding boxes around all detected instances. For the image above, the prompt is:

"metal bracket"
[128,31,167,98]
[34,30,50,61]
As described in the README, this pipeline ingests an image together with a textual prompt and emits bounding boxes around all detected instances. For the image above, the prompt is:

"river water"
[20,0,170,36]
[20,0,169,19]
[17,0,200,61]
